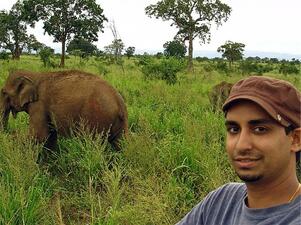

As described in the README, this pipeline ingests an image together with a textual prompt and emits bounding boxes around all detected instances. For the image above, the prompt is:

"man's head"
[222,76,301,183]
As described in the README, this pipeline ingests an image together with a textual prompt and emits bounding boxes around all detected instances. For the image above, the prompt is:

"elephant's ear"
[16,76,38,108]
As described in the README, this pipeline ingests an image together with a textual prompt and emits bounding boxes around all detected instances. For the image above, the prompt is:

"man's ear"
[291,128,301,153]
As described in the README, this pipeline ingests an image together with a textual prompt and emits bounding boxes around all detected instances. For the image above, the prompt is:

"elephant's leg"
[108,126,125,151]
[44,121,58,151]
[28,104,58,162]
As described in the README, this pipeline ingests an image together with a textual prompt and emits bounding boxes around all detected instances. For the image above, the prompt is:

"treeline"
[0,0,231,71]
[1,0,300,77]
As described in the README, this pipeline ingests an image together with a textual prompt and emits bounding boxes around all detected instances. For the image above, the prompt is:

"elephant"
[0,70,128,155]
[208,81,233,112]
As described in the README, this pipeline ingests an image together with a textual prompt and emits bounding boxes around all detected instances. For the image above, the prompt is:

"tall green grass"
[0,55,300,224]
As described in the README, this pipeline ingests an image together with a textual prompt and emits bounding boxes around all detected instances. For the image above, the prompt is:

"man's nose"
[235,128,252,151]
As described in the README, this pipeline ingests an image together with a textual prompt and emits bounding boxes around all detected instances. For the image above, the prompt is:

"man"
[176,76,301,225]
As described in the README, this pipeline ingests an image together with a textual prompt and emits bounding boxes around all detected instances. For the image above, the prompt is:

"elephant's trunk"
[0,109,9,130]
[0,94,10,131]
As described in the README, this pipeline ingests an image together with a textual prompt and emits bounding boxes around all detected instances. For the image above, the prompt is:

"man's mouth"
[234,157,261,168]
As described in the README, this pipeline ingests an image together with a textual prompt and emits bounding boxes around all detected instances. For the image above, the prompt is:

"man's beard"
[237,173,263,182]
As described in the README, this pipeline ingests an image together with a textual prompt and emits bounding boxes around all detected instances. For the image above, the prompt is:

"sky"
[1,0,301,57]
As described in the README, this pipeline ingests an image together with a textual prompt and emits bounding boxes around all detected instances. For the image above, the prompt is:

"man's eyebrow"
[224,121,238,126]
[225,119,276,126]
[248,119,276,125]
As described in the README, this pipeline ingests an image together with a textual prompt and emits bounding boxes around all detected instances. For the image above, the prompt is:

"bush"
[195,57,209,62]
[141,57,185,84]
[279,63,300,75]
[239,61,274,75]
[39,47,55,67]
[0,51,10,60]
[203,63,215,72]
[97,62,109,76]
[215,61,229,73]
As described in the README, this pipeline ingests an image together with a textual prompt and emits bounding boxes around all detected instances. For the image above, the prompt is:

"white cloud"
[1,0,301,55]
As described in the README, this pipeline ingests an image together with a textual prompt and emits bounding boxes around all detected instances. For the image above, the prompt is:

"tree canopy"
[163,40,187,58]
[24,0,107,67]
[104,39,124,63]
[26,34,45,53]
[67,38,97,58]
[145,0,231,71]
[217,41,245,67]
[0,1,34,59]
[125,46,135,59]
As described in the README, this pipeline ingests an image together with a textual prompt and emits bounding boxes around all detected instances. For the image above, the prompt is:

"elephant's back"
[41,74,127,136]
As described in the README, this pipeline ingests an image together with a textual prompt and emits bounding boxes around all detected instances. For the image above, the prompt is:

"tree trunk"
[187,34,194,72]
[12,43,21,60]
[60,39,66,67]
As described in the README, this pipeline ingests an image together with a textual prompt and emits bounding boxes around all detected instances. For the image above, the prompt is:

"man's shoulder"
[176,183,246,225]
[207,182,246,200]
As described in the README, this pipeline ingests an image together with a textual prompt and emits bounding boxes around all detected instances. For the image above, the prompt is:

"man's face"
[225,100,295,184]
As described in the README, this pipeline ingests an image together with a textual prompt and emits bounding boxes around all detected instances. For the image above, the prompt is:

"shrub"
[97,62,109,76]
[0,51,10,60]
[39,47,54,67]
[203,63,215,72]
[141,57,185,84]
[195,57,209,62]
[239,61,273,75]
[279,63,300,75]
[215,61,229,74]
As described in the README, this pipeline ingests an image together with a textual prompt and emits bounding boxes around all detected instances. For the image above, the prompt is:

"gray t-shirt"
[176,182,301,225]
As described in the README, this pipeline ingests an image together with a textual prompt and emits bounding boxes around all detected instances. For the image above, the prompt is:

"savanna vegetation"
[0,0,301,224]
[0,54,300,225]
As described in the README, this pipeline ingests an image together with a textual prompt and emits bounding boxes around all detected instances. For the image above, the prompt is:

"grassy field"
[0,55,300,225]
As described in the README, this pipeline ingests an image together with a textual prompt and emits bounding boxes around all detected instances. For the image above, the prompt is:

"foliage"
[67,37,97,58]
[163,40,187,58]
[141,57,185,84]
[0,51,10,60]
[0,1,35,59]
[155,52,164,59]
[195,56,209,62]
[217,41,245,67]
[39,47,55,67]
[24,0,107,67]
[104,39,125,64]
[26,34,45,53]
[239,60,274,75]
[125,46,136,58]
[0,56,299,224]
[279,62,300,75]
[145,0,231,71]
[215,60,229,73]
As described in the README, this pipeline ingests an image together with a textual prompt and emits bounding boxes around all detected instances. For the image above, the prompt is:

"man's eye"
[227,127,240,134]
[253,126,268,133]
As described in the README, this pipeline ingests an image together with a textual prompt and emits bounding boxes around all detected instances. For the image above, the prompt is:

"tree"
[0,1,34,59]
[125,46,135,59]
[26,34,44,53]
[104,21,124,65]
[217,41,245,68]
[67,38,97,58]
[104,39,124,63]
[39,46,55,67]
[163,40,187,58]
[145,0,231,71]
[24,0,107,67]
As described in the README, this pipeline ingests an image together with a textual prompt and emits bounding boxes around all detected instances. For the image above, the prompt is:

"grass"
[0,55,300,224]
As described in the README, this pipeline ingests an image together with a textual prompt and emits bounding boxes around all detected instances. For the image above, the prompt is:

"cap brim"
[222,95,290,127]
